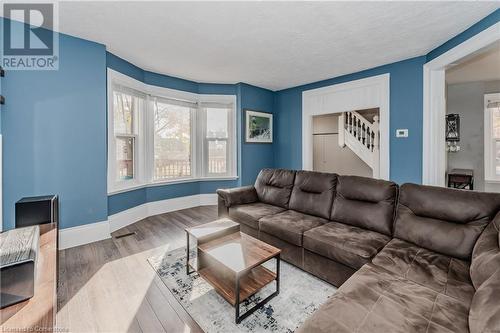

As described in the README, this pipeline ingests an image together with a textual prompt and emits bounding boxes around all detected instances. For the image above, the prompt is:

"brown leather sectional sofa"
[217,168,500,333]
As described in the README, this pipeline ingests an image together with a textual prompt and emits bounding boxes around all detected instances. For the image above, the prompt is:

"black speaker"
[15,195,58,228]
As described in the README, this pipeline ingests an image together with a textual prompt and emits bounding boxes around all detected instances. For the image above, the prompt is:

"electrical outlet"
[396,129,408,138]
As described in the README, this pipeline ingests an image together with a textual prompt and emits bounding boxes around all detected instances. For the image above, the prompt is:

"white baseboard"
[109,202,149,234]
[59,193,218,250]
[59,220,111,250]
[199,193,218,206]
[110,193,217,232]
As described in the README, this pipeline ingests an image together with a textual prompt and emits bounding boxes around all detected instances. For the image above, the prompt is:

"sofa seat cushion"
[372,238,474,303]
[303,222,391,270]
[259,210,327,246]
[296,263,471,333]
[228,203,285,229]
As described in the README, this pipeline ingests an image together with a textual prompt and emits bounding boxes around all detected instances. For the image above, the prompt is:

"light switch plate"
[396,129,408,138]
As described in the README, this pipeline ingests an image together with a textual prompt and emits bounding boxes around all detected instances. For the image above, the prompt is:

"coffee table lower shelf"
[199,258,280,324]
[199,265,276,306]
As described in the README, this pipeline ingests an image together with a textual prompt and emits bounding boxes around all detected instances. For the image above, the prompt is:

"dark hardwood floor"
[57,205,218,333]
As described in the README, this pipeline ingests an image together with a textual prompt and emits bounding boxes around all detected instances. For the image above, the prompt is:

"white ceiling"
[57,1,500,91]
[446,41,500,84]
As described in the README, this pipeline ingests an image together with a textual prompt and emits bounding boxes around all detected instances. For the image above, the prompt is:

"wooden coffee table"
[186,221,281,324]
[185,218,240,275]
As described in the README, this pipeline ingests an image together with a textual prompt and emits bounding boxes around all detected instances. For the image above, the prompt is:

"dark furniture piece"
[448,168,474,190]
[0,226,39,308]
[186,220,281,324]
[15,195,58,228]
[1,223,58,331]
[217,168,500,333]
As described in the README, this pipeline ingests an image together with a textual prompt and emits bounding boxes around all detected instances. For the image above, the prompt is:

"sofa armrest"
[216,186,258,208]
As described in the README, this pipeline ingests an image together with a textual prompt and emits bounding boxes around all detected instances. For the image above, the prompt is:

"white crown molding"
[58,193,218,249]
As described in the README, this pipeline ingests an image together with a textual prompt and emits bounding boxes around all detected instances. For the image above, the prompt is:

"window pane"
[496,140,500,176]
[116,136,134,180]
[493,108,500,139]
[206,108,228,138]
[208,140,227,174]
[113,91,134,134]
[154,101,191,179]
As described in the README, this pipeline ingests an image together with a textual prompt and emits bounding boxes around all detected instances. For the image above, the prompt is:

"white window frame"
[107,75,147,193]
[484,93,500,183]
[199,100,237,178]
[151,96,197,183]
[107,69,238,194]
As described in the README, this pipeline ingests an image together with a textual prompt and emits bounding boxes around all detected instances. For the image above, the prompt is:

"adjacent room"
[445,41,500,192]
[1,2,500,333]
[312,108,379,177]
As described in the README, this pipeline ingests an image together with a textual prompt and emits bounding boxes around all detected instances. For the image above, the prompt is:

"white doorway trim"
[422,22,500,186]
[302,73,390,180]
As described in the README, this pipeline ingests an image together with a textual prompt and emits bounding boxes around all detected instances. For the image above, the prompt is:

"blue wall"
[238,83,276,185]
[1,37,276,229]
[273,9,499,184]
[274,56,426,184]
[2,9,498,230]
[1,24,108,229]
[106,53,276,215]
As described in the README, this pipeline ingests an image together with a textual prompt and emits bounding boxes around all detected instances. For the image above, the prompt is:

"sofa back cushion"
[394,184,500,260]
[468,268,500,333]
[468,214,500,333]
[330,176,398,236]
[254,168,296,208]
[470,212,500,289]
[288,171,337,219]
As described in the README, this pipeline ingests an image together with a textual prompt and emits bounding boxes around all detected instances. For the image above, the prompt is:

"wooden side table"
[1,223,58,331]
[448,169,474,190]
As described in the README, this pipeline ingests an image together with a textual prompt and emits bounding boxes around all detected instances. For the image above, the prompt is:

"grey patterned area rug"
[148,247,337,333]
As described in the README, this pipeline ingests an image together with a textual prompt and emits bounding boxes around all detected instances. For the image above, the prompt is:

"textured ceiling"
[57,2,500,91]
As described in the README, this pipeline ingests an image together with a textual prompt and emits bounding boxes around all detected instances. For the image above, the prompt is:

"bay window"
[107,69,237,193]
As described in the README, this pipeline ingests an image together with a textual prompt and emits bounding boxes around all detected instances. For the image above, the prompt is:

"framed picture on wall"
[245,110,273,143]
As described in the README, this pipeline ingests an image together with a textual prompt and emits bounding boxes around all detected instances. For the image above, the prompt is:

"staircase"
[338,111,380,178]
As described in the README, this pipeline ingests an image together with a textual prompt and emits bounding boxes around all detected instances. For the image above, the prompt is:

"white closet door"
[313,134,336,172]
[313,133,372,176]
[313,135,325,172]
[321,134,338,172]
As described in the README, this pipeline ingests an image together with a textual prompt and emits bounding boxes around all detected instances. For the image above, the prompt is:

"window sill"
[485,179,500,184]
[108,176,239,195]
